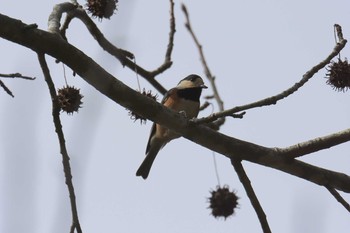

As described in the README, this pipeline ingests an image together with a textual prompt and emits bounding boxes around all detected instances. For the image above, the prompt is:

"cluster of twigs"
[0,73,35,97]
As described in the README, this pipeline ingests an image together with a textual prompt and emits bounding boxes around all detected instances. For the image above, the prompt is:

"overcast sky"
[1,1,350,233]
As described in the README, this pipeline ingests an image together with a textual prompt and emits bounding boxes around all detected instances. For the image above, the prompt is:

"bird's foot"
[179,110,187,118]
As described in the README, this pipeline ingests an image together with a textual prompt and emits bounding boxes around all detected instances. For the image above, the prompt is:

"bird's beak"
[201,84,208,89]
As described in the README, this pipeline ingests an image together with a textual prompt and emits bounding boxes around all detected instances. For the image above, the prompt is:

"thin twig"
[326,186,350,213]
[71,3,166,93]
[68,9,134,61]
[0,72,36,80]
[52,3,133,62]
[182,4,226,128]
[48,2,77,34]
[165,0,175,61]
[334,24,344,41]
[231,159,272,233]
[0,72,36,97]
[37,53,82,233]
[199,101,210,111]
[148,0,175,77]
[182,4,224,111]
[59,11,73,42]
[232,112,246,119]
[0,79,14,97]
[194,25,347,124]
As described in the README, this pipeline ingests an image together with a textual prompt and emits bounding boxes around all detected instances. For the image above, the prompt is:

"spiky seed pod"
[128,89,158,124]
[326,58,350,91]
[208,185,239,219]
[86,0,118,19]
[57,86,83,115]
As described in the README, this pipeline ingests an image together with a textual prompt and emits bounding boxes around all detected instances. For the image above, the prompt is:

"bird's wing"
[161,88,176,104]
[145,122,156,154]
[145,88,178,154]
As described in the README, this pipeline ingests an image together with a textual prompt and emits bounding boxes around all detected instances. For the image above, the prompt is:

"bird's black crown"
[180,74,202,83]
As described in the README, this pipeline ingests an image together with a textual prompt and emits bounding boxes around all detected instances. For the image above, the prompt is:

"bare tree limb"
[194,26,347,124]
[278,128,350,158]
[149,0,175,78]
[0,79,14,97]
[1,14,350,193]
[182,4,224,111]
[0,72,35,80]
[0,72,36,97]
[61,5,135,61]
[231,159,272,233]
[182,4,226,127]
[49,2,134,62]
[37,53,82,233]
[59,9,73,42]
[48,1,177,95]
[326,186,350,213]
[48,2,77,34]
[334,24,344,41]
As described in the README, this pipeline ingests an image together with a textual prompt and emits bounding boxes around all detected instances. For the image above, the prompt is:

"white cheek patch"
[177,80,194,89]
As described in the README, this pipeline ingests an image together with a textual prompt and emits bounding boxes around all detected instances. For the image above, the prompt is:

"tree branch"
[182,4,226,127]
[0,72,36,97]
[326,186,350,213]
[278,128,350,158]
[55,3,134,61]
[147,0,175,78]
[0,79,14,97]
[1,13,350,193]
[37,53,82,233]
[194,28,347,124]
[48,1,177,95]
[0,72,35,80]
[231,159,271,233]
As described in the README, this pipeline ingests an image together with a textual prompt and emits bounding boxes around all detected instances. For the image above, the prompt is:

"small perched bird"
[136,74,207,179]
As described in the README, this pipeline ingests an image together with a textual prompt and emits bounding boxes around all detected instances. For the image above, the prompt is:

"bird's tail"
[136,143,163,179]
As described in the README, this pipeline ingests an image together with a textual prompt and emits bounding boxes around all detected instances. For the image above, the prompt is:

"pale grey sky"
[1,1,350,233]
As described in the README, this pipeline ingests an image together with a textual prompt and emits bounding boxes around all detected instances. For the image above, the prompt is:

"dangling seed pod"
[326,58,350,91]
[128,89,158,124]
[86,0,118,19]
[208,185,239,219]
[57,86,84,115]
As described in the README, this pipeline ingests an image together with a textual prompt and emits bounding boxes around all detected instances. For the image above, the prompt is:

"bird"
[136,74,207,179]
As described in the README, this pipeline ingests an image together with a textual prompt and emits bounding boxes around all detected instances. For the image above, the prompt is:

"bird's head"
[177,74,208,89]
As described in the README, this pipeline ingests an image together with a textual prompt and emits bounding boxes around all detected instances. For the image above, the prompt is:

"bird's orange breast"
[154,91,200,141]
